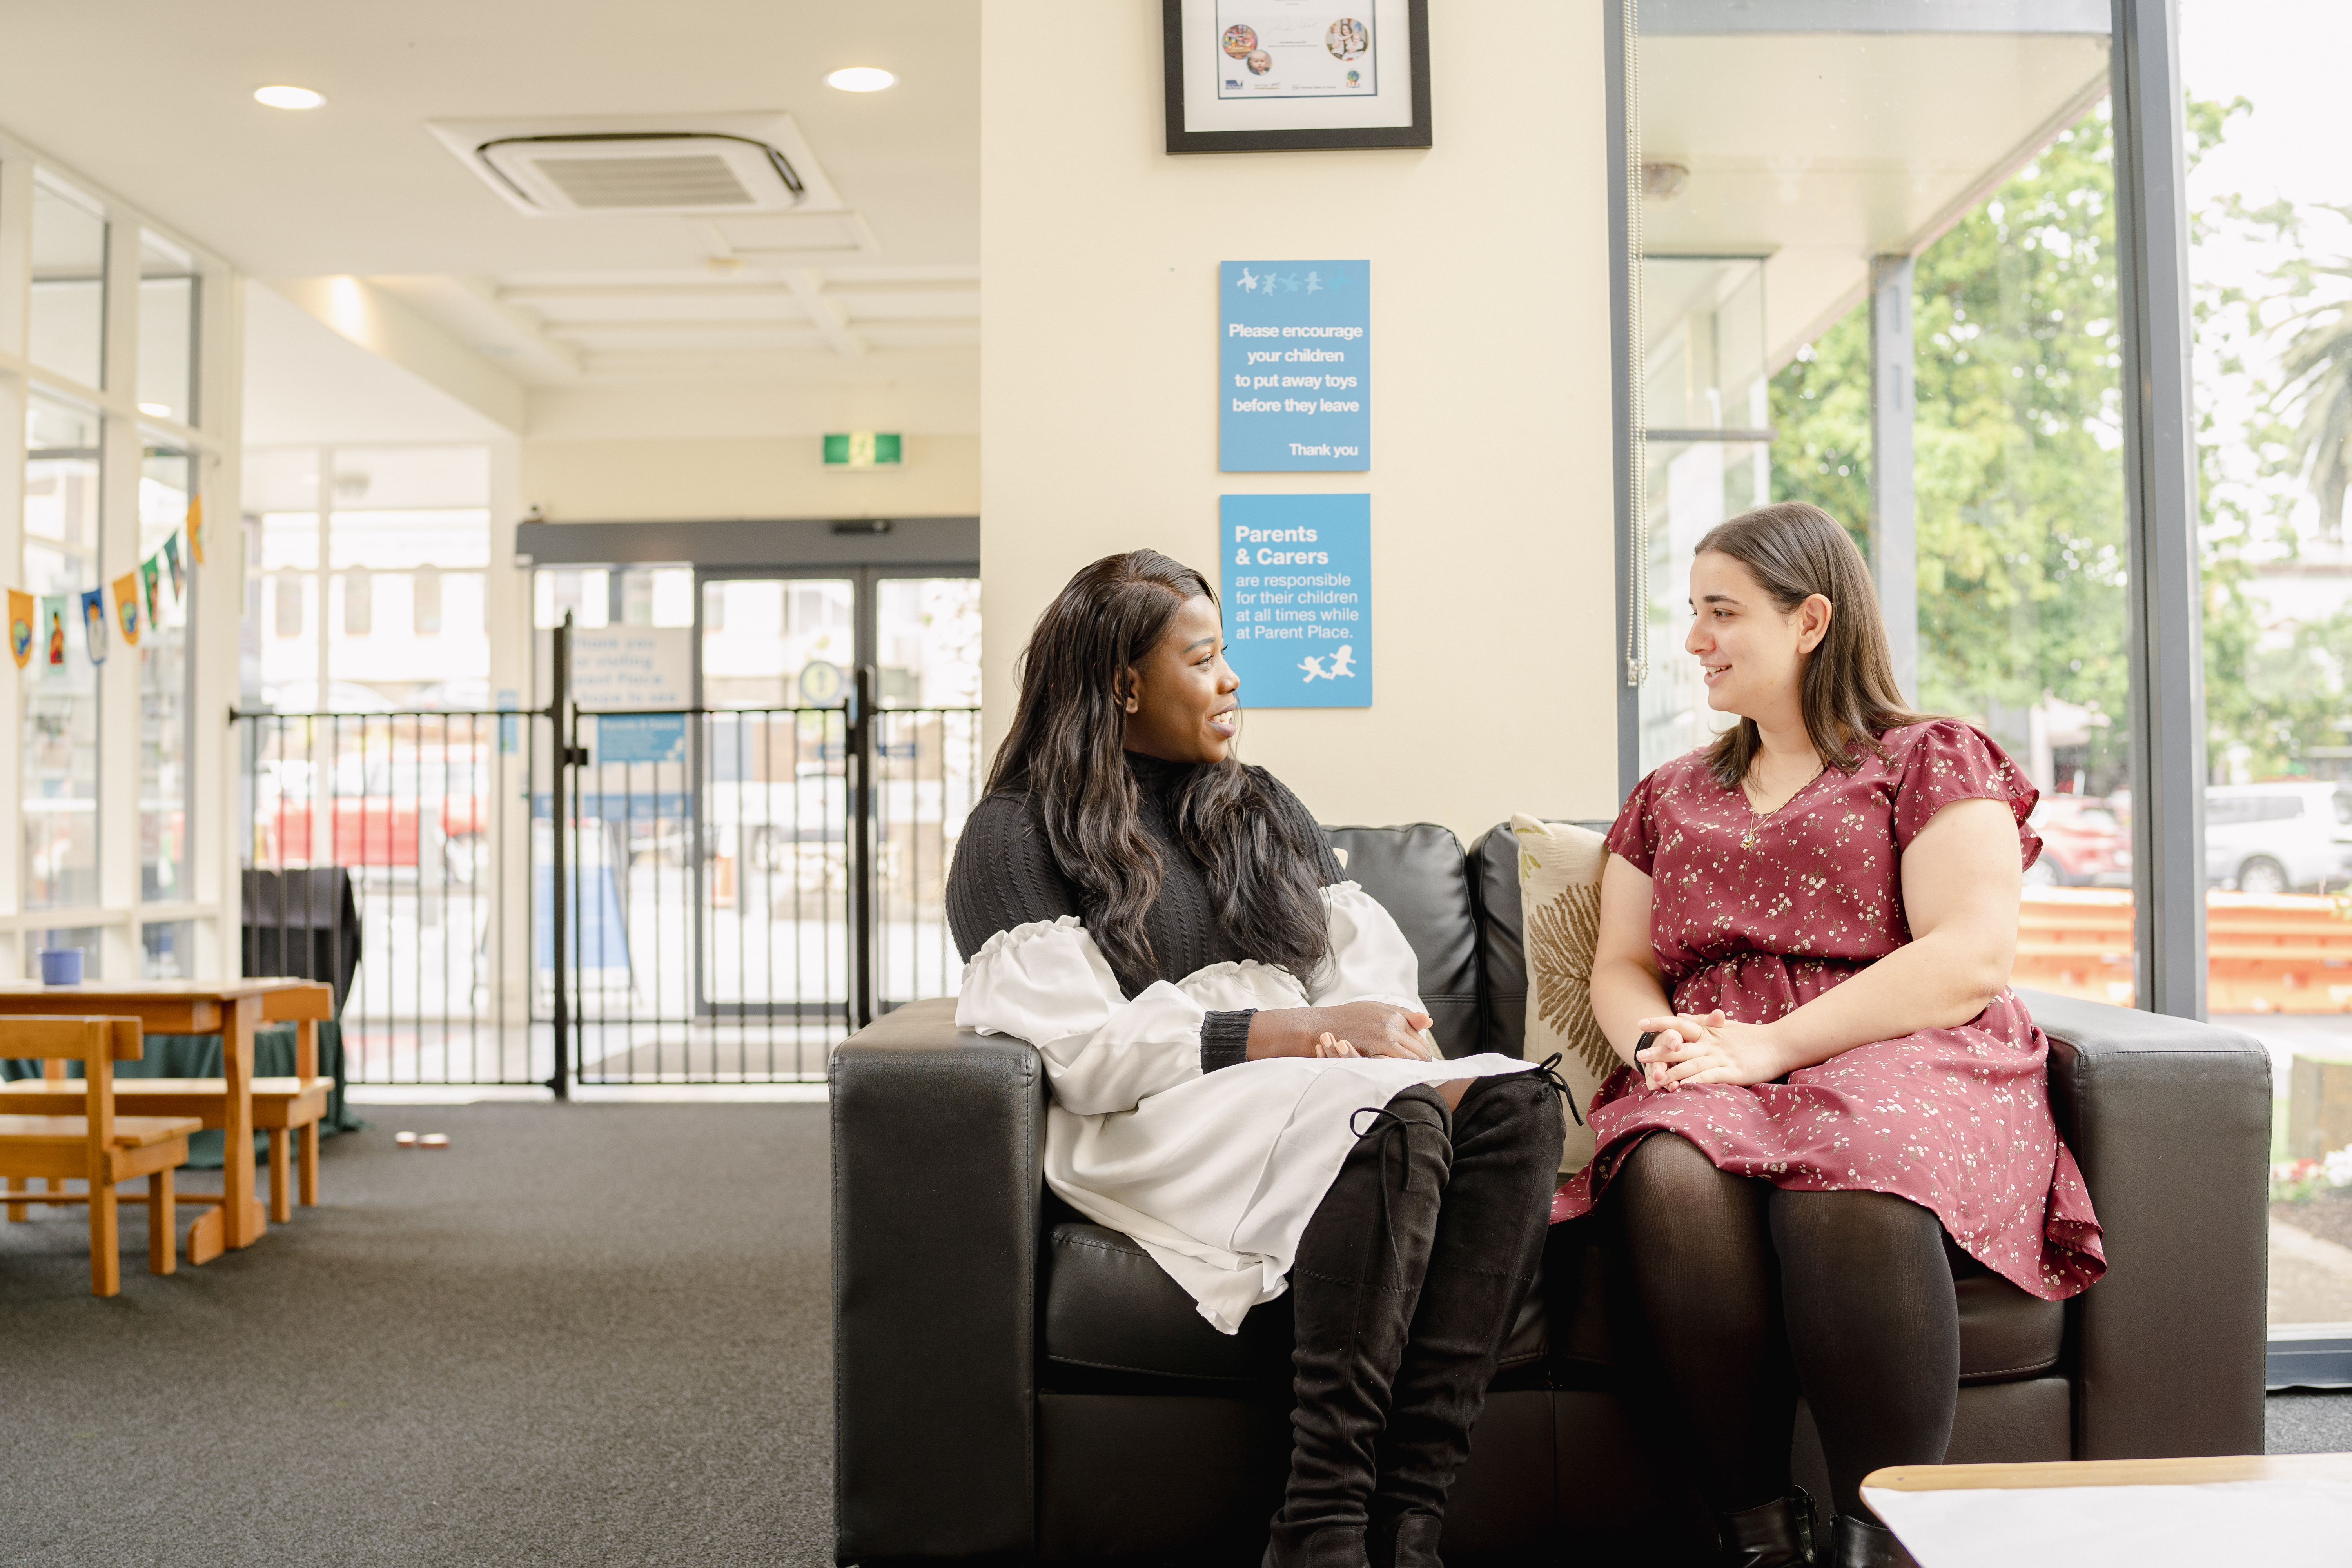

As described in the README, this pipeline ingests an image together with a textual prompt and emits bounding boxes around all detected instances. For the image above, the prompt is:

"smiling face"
[1121,593,1241,765]
[1685,549,1831,725]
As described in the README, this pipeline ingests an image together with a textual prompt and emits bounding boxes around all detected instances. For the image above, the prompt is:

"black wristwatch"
[1635,1029,1659,1060]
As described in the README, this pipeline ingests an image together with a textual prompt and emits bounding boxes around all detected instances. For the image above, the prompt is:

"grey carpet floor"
[0,1103,832,1567]
[4,1100,2347,1567]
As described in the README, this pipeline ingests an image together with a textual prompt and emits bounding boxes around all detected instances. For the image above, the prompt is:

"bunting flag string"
[79,589,107,665]
[111,572,142,648]
[7,493,206,671]
[40,597,67,667]
[8,592,32,671]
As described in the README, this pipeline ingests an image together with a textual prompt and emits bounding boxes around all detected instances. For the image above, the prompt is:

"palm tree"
[2275,220,2352,538]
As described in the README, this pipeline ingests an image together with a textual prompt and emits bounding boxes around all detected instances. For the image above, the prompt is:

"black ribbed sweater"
[944,752,1340,1073]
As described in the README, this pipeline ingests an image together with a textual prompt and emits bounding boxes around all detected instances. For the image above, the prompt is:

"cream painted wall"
[521,434,981,523]
[980,1,1619,846]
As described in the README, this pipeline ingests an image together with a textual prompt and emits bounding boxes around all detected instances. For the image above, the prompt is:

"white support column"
[191,263,244,979]
[0,154,32,980]
[487,437,532,1020]
[96,194,140,982]
[1869,252,1918,704]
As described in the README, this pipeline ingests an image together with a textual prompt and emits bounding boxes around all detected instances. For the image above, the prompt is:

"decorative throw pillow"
[1512,813,1613,1174]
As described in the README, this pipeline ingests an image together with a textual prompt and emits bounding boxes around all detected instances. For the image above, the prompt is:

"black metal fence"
[235,632,982,1088]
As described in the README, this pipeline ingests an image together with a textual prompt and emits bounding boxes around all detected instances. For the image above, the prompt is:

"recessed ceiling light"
[824,67,896,93]
[254,85,325,110]
[138,403,172,417]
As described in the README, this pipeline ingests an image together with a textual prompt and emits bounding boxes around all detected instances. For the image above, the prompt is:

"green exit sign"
[823,432,902,468]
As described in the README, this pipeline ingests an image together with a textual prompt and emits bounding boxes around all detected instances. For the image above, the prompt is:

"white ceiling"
[243,279,510,448]
[0,1,979,396]
[1642,31,2112,366]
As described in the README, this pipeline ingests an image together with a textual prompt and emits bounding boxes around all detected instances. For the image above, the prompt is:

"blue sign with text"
[1220,260,1369,472]
[1220,494,1371,709]
[595,713,686,765]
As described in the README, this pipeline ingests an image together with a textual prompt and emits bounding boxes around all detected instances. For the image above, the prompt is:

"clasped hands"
[1247,1001,1437,1062]
[1633,1008,1793,1091]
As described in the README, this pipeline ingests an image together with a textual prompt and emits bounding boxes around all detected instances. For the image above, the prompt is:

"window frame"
[0,135,238,979]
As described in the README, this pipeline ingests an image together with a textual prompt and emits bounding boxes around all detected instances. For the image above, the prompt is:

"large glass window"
[28,171,106,390]
[1630,13,2131,989]
[137,231,198,427]
[2181,0,2352,1332]
[244,446,492,711]
[138,435,195,902]
[328,447,490,710]
[22,392,103,911]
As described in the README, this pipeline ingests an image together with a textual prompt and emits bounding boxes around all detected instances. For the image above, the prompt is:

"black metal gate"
[235,618,981,1090]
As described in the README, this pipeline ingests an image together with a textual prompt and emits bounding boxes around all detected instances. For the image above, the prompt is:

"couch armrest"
[2017,989,2271,1459]
[832,997,1046,1563]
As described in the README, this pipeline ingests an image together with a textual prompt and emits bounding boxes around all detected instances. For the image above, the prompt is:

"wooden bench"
[0,1017,201,1295]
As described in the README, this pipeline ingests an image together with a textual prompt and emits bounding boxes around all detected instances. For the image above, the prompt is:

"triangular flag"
[140,556,162,628]
[111,572,141,647]
[80,588,107,664]
[7,591,33,670]
[163,534,185,600]
[186,495,204,565]
[40,597,67,666]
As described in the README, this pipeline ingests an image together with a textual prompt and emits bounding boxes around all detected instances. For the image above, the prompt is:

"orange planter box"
[2006,889,2352,1014]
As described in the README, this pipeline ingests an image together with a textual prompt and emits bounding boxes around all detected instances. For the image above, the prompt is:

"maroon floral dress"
[1550,718,2105,1301]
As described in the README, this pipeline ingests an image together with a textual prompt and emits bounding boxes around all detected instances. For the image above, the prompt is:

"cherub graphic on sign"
[1298,645,1358,683]
[1235,267,1260,292]
[1305,271,1324,293]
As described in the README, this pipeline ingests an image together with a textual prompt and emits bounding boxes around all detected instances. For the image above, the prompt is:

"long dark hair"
[1697,502,1930,789]
[985,549,1332,986]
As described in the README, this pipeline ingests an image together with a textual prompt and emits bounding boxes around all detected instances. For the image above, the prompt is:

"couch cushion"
[1323,824,1481,1058]
[1470,819,1615,1063]
[1547,1220,2065,1385]
[1042,1221,1546,1385]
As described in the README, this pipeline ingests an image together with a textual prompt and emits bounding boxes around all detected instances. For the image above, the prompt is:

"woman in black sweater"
[946,549,1562,1568]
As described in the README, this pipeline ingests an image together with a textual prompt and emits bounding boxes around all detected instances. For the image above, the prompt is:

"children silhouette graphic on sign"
[1298,644,1358,683]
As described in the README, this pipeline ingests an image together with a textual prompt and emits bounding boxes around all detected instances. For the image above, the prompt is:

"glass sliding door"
[698,575,857,1028]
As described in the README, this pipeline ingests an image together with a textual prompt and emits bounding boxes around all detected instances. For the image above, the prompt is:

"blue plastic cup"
[37,948,83,986]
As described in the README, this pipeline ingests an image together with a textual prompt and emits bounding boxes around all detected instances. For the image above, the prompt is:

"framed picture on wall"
[1163,0,1431,154]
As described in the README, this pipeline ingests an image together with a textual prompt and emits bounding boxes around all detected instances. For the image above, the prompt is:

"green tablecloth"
[1,1020,364,1169]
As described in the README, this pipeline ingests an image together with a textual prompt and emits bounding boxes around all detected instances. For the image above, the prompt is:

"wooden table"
[1862,1453,2352,1564]
[0,979,332,1261]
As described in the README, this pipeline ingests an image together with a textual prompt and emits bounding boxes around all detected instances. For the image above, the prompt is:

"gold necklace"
[1740,759,1824,850]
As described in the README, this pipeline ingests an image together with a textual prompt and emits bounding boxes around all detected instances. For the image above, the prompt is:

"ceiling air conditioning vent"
[477,134,803,214]
[428,116,842,219]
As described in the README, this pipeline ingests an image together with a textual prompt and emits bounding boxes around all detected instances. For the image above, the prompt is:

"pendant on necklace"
[1742,828,1759,850]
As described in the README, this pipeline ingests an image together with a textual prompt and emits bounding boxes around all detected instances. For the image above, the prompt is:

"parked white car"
[2204,782,2352,894]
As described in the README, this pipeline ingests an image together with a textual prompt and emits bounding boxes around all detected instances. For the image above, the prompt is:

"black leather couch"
[831,822,2272,1566]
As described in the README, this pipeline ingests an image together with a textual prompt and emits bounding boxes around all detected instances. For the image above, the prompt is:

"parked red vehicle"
[256,749,489,882]
[2025,794,2131,887]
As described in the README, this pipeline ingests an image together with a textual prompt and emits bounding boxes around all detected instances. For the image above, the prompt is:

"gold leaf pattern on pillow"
[1527,882,1615,1081]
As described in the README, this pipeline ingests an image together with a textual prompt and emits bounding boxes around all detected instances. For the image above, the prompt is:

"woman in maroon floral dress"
[1566,503,2103,1568]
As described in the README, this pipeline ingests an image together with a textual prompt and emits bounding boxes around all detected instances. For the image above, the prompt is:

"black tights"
[1609,1132,1960,1523]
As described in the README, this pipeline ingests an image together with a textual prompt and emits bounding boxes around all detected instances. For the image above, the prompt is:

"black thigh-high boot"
[1267,1085,1454,1568]
[1367,1072,1564,1568]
